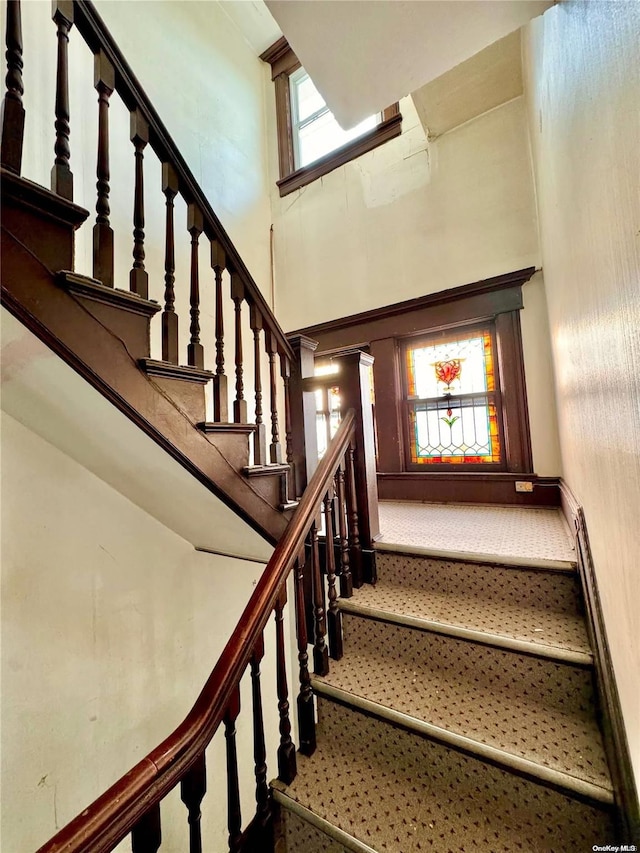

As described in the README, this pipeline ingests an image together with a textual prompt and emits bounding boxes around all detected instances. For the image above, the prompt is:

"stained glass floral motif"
[405,329,501,465]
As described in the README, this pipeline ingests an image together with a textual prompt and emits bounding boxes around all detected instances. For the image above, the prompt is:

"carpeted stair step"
[318,611,611,797]
[274,698,615,853]
[348,552,591,660]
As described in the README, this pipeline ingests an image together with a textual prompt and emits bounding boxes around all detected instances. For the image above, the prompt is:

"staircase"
[273,530,619,851]
[2,2,636,851]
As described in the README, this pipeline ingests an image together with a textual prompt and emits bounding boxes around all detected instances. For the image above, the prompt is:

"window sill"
[277,111,402,197]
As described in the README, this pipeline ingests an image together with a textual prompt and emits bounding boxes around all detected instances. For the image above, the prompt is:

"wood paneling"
[295,269,537,505]
[378,472,560,506]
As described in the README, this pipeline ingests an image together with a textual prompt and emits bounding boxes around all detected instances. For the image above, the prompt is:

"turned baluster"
[129,109,149,298]
[93,50,115,288]
[187,204,204,369]
[250,634,272,842]
[1,0,25,174]
[335,464,353,598]
[323,487,343,660]
[131,802,162,853]
[275,589,297,784]
[181,752,206,853]
[310,522,329,676]
[266,331,282,463]
[281,353,294,500]
[345,443,364,588]
[161,163,179,364]
[224,686,242,853]
[50,1,73,199]
[231,273,247,423]
[211,242,228,421]
[250,306,267,464]
[294,554,316,755]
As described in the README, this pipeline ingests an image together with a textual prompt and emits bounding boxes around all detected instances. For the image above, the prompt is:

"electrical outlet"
[515,481,534,493]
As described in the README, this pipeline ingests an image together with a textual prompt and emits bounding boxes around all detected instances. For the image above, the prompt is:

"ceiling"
[263,0,553,129]
[412,29,524,138]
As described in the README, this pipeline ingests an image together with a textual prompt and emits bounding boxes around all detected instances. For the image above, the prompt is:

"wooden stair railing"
[34,411,361,853]
[0,0,294,478]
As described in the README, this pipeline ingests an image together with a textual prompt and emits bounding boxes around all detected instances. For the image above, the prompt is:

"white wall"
[0,412,288,851]
[269,94,540,331]
[269,91,561,474]
[523,1,640,784]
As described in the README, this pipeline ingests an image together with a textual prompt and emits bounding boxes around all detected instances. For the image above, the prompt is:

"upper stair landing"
[377,499,576,569]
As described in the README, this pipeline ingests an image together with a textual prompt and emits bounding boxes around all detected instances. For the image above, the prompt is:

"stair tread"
[281,700,614,853]
[320,613,610,790]
[347,579,591,656]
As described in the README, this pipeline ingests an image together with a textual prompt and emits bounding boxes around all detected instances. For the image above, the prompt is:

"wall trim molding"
[290,267,536,347]
[559,480,639,839]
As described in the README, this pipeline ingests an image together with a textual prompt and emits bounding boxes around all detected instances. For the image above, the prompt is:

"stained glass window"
[404,328,502,466]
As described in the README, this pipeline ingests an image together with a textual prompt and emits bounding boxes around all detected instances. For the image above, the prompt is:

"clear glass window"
[289,68,378,170]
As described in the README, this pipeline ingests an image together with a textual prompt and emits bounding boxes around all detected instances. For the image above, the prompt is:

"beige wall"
[269,94,540,331]
[268,92,561,474]
[523,0,640,783]
[0,411,288,851]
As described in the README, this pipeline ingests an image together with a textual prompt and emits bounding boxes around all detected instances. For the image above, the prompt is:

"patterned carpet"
[349,553,590,655]
[273,503,617,852]
[377,501,575,565]
[278,701,614,853]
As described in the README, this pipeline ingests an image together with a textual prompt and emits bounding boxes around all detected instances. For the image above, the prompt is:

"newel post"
[286,333,319,499]
[332,350,380,583]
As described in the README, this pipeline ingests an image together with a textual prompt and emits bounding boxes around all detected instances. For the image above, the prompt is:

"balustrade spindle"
[211,242,228,421]
[231,273,247,423]
[224,686,242,853]
[275,589,297,784]
[51,1,73,199]
[323,487,343,660]
[131,802,162,853]
[281,353,294,499]
[161,162,179,364]
[294,555,316,755]
[335,465,353,598]
[130,108,149,298]
[1,0,25,174]
[266,331,282,463]
[187,204,204,369]
[250,635,272,841]
[93,50,115,288]
[345,443,364,588]
[180,752,206,853]
[250,306,267,465]
[310,522,329,676]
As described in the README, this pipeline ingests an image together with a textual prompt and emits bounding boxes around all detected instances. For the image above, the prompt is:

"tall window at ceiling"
[289,68,379,170]
[403,326,504,469]
[261,38,402,197]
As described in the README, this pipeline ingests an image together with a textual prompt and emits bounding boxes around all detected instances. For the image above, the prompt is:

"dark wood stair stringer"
[1,180,290,544]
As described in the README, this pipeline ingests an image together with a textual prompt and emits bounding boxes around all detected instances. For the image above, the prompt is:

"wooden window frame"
[261,37,402,197]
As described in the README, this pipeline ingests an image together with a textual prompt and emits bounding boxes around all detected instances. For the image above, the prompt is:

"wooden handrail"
[71,0,293,362]
[37,410,356,853]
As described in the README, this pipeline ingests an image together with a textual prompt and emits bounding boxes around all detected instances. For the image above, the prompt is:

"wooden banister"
[36,411,356,853]
[71,0,293,362]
